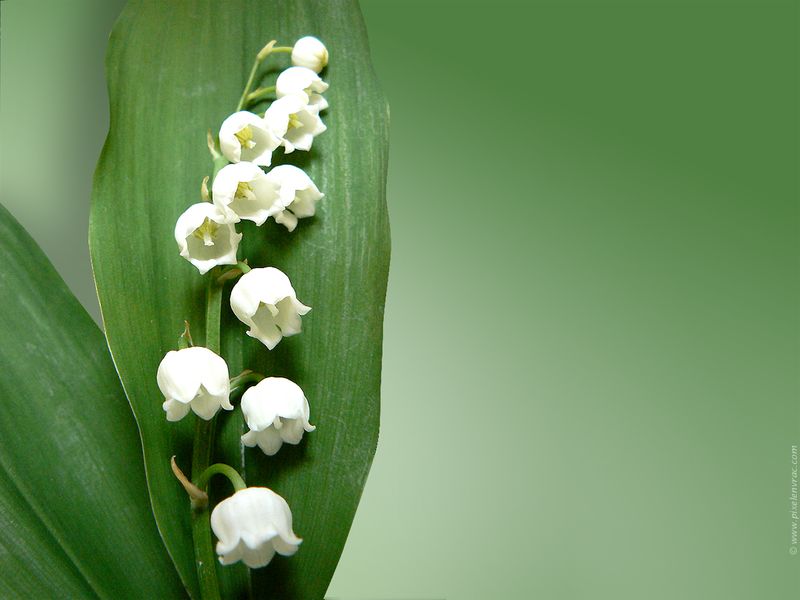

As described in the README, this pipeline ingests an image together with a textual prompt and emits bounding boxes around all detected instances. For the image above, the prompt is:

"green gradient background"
[1,1,798,598]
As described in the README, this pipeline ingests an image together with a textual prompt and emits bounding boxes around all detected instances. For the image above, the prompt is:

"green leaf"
[89,1,389,598]
[0,468,95,599]
[0,204,186,599]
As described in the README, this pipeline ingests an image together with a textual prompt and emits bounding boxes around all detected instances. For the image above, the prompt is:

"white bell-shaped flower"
[212,162,282,225]
[265,165,324,232]
[264,92,326,154]
[229,267,311,350]
[276,66,329,112]
[291,36,328,73]
[211,487,302,568]
[157,347,233,421]
[241,378,315,456]
[175,203,241,274]
[219,111,281,166]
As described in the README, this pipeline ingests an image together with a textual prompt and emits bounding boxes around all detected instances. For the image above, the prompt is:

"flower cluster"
[174,41,328,275]
[157,36,329,573]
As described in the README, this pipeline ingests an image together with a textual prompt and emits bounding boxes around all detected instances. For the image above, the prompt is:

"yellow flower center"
[192,217,219,246]
[287,113,303,130]
[234,126,255,149]
[235,181,254,199]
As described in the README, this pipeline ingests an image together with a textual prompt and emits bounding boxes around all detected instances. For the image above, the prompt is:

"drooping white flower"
[291,36,328,73]
[241,378,315,456]
[212,162,282,225]
[211,487,302,568]
[276,66,329,112]
[175,203,241,274]
[157,347,233,421]
[264,92,327,154]
[229,267,311,350]
[264,165,324,232]
[219,111,281,166]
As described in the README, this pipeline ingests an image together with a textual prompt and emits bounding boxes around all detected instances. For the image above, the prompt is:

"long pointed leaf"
[90,1,389,598]
[0,468,97,599]
[0,203,186,599]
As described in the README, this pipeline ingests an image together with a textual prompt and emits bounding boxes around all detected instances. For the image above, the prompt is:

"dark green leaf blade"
[0,468,97,599]
[90,1,389,598]
[0,203,186,599]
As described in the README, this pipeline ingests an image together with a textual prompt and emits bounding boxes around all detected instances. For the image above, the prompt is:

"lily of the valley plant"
[160,36,328,598]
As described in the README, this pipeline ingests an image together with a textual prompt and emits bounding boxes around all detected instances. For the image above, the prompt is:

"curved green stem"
[190,274,224,600]
[216,261,251,285]
[230,371,266,398]
[237,44,291,111]
[237,55,263,111]
[230,370,264,388]
[246,85,275,104]
[190,46,265,600]
[195,463,247,493]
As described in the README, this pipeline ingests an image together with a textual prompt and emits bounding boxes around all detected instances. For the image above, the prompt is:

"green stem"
[204,271,222,353]
[191,274,224,600]
[189,44,266,599]
[215,261,251,285]
[230,371,265,398]
[237,44,291,110]
[246,85,276,104]
[237,56,263,112]
[230,370,264,387]
[195,463,247,493]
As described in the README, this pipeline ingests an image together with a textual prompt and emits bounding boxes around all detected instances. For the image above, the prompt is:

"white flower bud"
[157,347,233,421]
[175,203,241,274]
[219,111,281,166]
[264,92,326,154]
[241,378,315,456]
[211,487,302,568]
[229,267,311,350]
[264,165,324,232]
[291,36,328,73]
[276,66,329,112]
[212,162,282,225]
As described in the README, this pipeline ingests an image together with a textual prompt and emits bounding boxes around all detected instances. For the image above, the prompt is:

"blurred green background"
[1,1,798,598]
